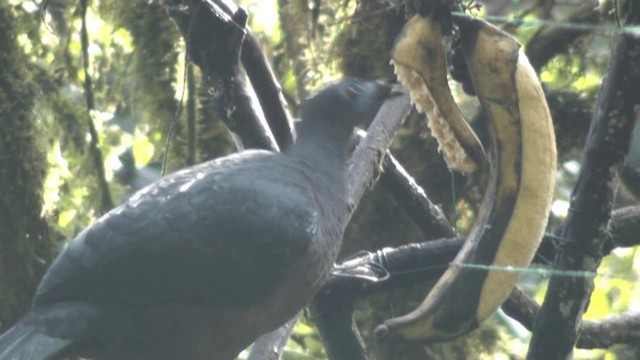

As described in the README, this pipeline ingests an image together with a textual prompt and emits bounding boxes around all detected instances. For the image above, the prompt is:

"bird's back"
[0,78,389,360]
[28,150,346,359]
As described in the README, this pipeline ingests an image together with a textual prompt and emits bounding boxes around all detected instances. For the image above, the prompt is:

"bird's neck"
[286,119,353,248]
[286,119,353,174]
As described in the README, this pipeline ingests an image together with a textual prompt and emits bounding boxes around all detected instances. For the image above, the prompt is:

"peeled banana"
[377,15,557,341]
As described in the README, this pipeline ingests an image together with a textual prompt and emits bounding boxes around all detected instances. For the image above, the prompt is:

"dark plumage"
[0,78,390,360]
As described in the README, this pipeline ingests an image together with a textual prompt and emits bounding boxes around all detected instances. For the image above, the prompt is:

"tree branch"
[609,206,640,248]
[527,7,640,359]
[204,0,295,148]
[379,151,456,239]
[311,292,367,360]
[311,91,412,359]
[525,3,600,72]
[319,215,639,316]
[346,91,412,210]
[503,287,640,349]
[312,202,640,359]
[620,163,640,200]
[164,3,293,357]
[164,0,279,151]
[186,63,197,165]
[241,30,295,148]
[80,0,113,213]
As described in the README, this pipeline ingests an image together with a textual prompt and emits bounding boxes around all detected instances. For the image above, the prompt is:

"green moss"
[334,2,404,79]
[0,3,54,328]
[108,0,186,171]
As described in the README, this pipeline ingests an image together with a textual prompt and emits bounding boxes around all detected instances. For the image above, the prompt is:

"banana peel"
[391,12,487,173]
[377,15,557,341]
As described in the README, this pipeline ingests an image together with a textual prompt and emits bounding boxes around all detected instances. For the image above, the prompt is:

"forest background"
[1,0,639,359]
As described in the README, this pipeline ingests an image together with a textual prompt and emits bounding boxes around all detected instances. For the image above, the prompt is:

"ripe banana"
[377,15,557,341]
[391,12,486,173]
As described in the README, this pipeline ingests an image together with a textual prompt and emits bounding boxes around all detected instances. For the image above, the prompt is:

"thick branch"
[241,31,295,148]
[321,205,640,295]
[0,6,54,328]
[379,151,456,239]
[609,206,640,247]
[527,10,640,359]
[207,0,295,148]
[525,4,600,72]
[163,4,294,356]
[346,91,412,209]
[311,294,367,360]
[164,0,279,151]
[350,130,456,239]
[312,237,462,360]
[320,216,639,311]
[503,287,640,349]
[620,163,640,200]
[312,92,412,359]
[313,203,640,359]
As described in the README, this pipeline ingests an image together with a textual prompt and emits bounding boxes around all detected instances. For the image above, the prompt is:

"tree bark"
[0,4,55,330]
[527,7,640,359]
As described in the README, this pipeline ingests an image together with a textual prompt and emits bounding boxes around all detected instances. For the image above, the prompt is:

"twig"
[186,63,197,165]
[80,0,113,213]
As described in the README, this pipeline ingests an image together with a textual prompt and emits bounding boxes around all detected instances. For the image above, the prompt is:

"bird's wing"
[35,151,319,307]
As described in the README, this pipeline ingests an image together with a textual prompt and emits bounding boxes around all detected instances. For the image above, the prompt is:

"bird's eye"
[345,85,360,101]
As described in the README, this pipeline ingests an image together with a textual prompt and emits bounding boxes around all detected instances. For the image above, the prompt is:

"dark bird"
[0,78,390,360]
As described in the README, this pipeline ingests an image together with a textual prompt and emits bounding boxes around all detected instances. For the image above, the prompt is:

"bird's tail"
[0,321,72,360]
[0,321,71,360]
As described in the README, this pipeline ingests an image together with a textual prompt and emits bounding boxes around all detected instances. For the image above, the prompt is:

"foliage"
[0,0,54,327]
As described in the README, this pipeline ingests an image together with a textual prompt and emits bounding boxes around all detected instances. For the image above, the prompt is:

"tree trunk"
[0,4,56,330]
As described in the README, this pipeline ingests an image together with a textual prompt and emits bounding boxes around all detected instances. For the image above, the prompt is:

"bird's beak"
[375,79,405,99]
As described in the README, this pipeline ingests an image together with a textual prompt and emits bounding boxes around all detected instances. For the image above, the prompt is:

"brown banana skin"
[378,15,557,342]
[391,12,487,173]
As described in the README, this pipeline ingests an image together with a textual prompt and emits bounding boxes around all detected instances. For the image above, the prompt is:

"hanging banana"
[376,13,557,341]
[391,11,487,173]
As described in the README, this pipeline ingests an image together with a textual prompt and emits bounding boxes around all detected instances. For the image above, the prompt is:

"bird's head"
[300,78,392,131]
